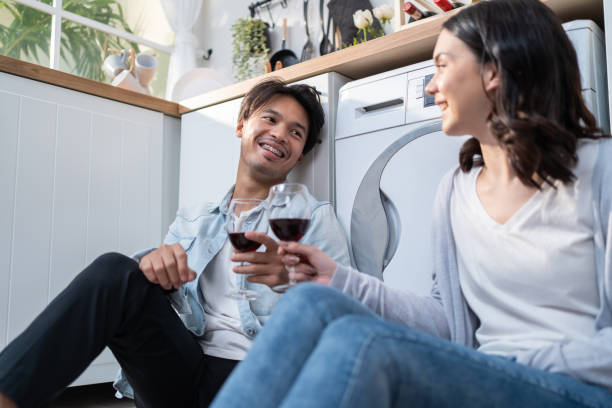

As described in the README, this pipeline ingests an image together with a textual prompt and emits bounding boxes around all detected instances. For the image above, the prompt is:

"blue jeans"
[212,283,612,408]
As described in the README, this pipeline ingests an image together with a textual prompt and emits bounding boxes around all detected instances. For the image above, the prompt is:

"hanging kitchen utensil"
[319,0,333,55]
[269,18,299,70]
[330,19,336,50]
[265,4,275,28]
[334,22,341,50]
[300,0,314,61]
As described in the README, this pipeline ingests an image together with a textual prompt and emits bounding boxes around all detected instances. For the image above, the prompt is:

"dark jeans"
[0,252,237,408]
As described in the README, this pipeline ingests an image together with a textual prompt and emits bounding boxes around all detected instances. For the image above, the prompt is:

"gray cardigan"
[330,138,612,391]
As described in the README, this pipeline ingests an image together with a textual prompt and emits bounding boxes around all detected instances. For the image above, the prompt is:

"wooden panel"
[8,97,57,340]
[120,122,151,255]
[86,115,122,264]
[49,106,91,297]
[0,92,20,347]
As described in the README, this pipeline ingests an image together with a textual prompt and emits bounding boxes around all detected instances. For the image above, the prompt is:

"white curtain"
[161,0,204,100]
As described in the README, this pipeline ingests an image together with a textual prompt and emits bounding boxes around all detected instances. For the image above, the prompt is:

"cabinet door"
[0,72,167,386]
[179,98,243,207]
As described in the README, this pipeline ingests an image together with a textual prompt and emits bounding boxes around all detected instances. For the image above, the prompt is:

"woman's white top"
[450,140,600,357]
[198,238,251,360]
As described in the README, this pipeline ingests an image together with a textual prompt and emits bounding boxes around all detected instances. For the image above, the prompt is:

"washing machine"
[334,20,609,296]
[335,60,465,296]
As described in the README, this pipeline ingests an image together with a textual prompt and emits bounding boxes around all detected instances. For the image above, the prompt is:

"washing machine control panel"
[406,68,440,124]
[407,73,436,111]
[423,74,436,107]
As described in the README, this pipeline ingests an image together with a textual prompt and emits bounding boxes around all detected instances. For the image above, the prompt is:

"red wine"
[269,218,310,241]
[228,232,261,252]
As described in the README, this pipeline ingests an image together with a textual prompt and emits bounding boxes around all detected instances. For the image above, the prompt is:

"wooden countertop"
[0,55,181,117]
[0,0,602,117]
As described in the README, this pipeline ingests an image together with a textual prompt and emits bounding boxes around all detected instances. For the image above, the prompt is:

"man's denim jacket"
[114,187,350,398]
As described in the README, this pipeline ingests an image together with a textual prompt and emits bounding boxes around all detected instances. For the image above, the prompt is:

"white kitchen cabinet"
[0,72,180,386]
[605,1,612,127]
[179,72,350,208]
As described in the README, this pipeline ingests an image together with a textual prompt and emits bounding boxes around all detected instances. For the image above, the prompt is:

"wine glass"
[225,198,267,300]
[267,183,311,291]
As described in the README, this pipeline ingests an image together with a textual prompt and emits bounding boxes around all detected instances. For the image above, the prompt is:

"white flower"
[353,9,373,30]
[373,4,394,21]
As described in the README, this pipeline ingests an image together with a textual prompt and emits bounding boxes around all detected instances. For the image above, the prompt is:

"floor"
[49,383,135,408]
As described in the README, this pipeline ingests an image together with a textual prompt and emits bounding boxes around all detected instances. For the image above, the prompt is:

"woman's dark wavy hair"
[443,0,608,187]
[238,78,324,155]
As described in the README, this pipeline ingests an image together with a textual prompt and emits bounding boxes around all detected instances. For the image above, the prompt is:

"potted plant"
[231,17,270,82]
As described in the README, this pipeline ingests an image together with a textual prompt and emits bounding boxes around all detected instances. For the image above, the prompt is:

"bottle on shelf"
[433,0,464,12]
[403,2,437,22]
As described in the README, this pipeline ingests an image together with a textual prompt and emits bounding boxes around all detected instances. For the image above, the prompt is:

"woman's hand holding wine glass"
[278,241,338,286]
[268,183,312,291]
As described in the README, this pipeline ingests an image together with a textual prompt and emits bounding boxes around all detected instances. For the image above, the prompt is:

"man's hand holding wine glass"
[231,231,289,288]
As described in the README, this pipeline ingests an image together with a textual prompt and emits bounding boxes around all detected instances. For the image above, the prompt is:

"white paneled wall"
[605,1,612,127]
[0,72,179,386]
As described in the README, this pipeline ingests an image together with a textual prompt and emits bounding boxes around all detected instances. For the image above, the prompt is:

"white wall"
[192,0,396,83]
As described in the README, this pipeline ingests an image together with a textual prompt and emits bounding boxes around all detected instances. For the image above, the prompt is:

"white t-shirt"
[450,140,600,357]
[198,238,252,360]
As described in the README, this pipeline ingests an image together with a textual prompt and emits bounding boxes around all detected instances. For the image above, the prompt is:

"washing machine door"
[350,121,466,295]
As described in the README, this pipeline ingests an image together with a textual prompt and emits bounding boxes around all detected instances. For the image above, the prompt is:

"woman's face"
[425,29,498,137]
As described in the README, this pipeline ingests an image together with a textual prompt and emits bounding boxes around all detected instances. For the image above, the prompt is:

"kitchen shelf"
[0,0,603,116]
[179,0,603,114]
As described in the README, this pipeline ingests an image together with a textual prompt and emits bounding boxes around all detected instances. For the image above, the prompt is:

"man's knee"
[78,252,140,291]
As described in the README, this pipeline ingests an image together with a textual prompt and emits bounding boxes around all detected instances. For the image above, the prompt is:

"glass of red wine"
[268,183,311,291]
[225,198,266,300]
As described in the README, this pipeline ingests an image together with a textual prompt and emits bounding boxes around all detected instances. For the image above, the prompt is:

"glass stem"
[288,265,296,286]
[240,262,248,292]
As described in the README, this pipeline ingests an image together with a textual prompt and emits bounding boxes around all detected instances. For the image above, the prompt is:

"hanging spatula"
[300,0,314,61]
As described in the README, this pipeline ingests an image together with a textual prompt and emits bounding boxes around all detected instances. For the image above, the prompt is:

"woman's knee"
[324,315,384,342]
[283,283,338,306]
[281,283,371,321]
[323,315,431,357]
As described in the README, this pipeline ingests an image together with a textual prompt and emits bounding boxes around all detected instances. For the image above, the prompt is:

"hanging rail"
[248,0,288,18]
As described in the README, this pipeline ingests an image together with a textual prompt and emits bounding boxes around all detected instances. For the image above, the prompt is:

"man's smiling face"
[237,94,309,181]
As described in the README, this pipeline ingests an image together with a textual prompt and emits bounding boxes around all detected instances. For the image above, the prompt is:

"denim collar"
[209,186,269,216]
[208,186,235,215]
